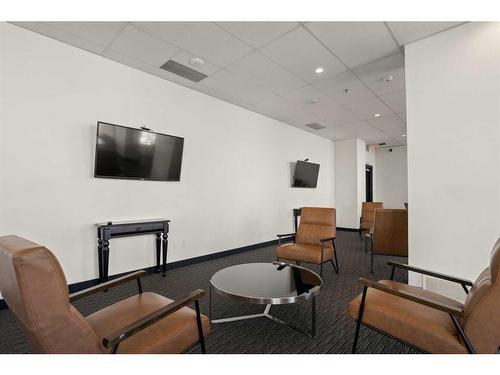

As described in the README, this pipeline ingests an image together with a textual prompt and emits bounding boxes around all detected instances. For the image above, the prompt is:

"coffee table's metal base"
[210,288,316,338]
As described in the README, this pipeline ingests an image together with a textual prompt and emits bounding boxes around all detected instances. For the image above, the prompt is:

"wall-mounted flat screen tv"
[94,121,184,181]
[292,161,320,188]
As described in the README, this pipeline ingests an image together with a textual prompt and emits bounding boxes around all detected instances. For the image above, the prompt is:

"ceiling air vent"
[160,60,208,82]
[305,122,326,130]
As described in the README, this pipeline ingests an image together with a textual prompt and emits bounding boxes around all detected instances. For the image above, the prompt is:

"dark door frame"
[365,164,373,202]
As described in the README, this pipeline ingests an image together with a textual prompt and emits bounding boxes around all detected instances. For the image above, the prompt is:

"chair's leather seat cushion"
[85,292,210,354]
[348,280,467,353]
[277,243,333,264]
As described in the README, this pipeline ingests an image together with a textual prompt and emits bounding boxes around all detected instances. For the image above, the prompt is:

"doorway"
[365,164,373,202]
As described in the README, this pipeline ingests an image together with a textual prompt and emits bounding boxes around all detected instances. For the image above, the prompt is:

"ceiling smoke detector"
[383,75,394,82]
[189,57,205,67]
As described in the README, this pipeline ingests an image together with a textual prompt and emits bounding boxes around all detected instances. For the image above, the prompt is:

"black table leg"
[97,239,104,283]
[155,233,161,273]
[311,296,316,337]
[162,233,168,277]
[209,284,212,322]
[102,240,110,282]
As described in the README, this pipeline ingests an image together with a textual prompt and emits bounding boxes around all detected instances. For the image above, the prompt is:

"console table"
[96,218,170,283]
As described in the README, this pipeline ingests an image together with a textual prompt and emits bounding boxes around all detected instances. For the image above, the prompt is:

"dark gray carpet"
[0,231,416,354]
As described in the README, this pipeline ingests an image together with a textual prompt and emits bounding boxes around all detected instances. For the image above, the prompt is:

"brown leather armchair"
[276,207,339,277]
[359,202,384,239]
[368,208,408,273]
[0,235,210,354]
[349,237,500,354]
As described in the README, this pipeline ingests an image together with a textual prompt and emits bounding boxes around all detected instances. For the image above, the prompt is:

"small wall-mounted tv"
[292,161,320,188]
[94,121,184,181]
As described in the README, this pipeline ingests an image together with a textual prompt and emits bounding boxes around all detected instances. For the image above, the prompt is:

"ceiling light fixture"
[189,57,205,67]
[373,113,381,118]
[402,134,407,137]
[310,98,320,104]
[315,67,324,74]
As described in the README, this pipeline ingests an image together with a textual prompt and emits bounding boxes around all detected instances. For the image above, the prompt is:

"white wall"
[365,149,376,167]
[335,138,365,228]
[0,23,336,288]
[374,145,407,209]
[405,22,500,295]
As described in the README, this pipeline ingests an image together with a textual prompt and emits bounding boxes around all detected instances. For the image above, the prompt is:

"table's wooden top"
[95,218,169,227]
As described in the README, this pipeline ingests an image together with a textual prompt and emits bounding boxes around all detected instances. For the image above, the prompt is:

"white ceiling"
[11,21,463,146]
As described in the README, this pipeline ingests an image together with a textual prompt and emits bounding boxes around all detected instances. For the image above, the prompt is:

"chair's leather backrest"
[296,207,336,248]
[462,237,500,353]
[0,235,104,353]
[361,202,384,228]
[372,209,408,256]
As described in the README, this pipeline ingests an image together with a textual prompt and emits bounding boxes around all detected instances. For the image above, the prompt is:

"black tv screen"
[94,122,184,181]
[292,161,320,188]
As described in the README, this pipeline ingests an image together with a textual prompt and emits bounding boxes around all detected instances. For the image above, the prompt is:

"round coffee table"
[209,262,322,337]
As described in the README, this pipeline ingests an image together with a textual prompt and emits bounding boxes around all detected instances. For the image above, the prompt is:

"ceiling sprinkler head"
[344,88,350,94]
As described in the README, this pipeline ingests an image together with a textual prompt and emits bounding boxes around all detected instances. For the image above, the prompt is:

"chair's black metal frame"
[365,234,407,274]
[365,232,372,253]
[359,203,384,240]
[69,271,207,354]
[359,216,375,240]
[359,216,364,239]
[351,261,475,354]
[276,233,339,277]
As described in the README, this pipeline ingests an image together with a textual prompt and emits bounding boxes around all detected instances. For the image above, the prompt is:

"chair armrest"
[277,233,295,246]
[69,271,146,302]
[102,289,205,350]
[387,262,473,287]
[357,277,464,316]
[320,237,336,243]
